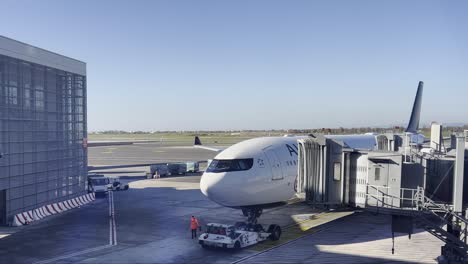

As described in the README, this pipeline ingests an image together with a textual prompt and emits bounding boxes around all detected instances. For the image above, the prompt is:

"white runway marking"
[110,191,117,245]
[109,191,112,245]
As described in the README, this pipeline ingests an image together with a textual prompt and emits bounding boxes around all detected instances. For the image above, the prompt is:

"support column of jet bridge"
[454,136,466,214]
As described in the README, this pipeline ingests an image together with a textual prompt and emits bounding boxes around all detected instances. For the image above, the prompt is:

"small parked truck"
[87,175,110,196]
[198,222,281,249]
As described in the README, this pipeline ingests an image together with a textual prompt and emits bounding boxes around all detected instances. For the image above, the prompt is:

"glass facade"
[0,54,87,221]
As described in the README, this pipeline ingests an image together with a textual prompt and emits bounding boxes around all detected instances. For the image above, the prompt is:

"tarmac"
[0,143,444,263]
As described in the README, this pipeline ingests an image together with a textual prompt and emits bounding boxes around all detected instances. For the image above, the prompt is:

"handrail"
[365,185,419,209]
[365,184,468,248]
[414,186,468,244]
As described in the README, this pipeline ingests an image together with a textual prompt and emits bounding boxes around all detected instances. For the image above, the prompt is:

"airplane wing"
[194,136,224,152]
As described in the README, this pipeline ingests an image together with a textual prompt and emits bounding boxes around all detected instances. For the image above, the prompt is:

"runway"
[88,142,218,167]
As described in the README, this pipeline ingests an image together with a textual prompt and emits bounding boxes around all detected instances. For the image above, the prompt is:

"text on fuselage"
[285,144,298,156]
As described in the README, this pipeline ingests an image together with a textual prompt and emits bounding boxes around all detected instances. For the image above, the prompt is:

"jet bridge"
[297,134,409,208]
[297,134,468,262]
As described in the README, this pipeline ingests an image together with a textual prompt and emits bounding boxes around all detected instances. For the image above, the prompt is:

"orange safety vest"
[191,218,199,230]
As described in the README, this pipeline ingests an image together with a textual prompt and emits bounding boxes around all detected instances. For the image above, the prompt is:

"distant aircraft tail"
[405,81,424,133]
[194,136,202,146]
[193,136,223,152]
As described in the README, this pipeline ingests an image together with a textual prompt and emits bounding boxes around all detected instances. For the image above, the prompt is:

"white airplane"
[195,82,424,223]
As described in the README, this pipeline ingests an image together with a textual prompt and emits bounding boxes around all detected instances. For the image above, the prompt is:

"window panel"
[0,58,4,84]
[24,88,33,109]
[7,60,18,86]
[7,86,18,105]
[34,66,44,90]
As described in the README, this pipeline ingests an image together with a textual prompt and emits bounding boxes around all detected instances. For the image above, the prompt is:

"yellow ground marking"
[152,150,166,153]
[251,211,354,251]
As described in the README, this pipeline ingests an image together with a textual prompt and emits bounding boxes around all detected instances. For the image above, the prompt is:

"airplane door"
[263,147,284,180]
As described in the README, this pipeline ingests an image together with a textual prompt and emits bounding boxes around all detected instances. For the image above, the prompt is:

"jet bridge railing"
[365,185,419,210]
[365,185,455,213]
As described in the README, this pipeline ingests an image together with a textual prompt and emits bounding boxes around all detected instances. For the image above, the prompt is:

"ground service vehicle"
[168,163,186,175]
[109,178,129,191]
[198,222,281,249]
[185,162,199,173]
[150,164,169,178]
[87,175,110,196]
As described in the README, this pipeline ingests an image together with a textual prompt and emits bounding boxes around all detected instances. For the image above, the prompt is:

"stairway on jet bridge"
[348,186,468,263]
[412,188,468,263]
[362,186,468,263]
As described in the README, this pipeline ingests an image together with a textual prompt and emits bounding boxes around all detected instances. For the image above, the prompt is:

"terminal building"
[0,36,87,225]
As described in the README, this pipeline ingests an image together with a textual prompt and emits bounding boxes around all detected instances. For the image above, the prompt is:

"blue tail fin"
[405,81,424,133]
[194,136,202,146]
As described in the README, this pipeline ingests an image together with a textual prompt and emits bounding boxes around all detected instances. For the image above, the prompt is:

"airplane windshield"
[206,159,253,173]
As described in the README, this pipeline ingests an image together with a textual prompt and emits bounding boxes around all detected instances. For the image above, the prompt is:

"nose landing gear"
[242,208,263,224]
[236,207,282,242]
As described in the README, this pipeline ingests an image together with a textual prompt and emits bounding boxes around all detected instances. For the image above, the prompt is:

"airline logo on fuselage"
[285,144,298,156]
[257,158,265,167]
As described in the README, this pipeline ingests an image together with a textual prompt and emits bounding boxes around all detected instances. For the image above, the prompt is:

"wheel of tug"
[268,225,281,241]
[201,244,209,249]
[234,241,241,250]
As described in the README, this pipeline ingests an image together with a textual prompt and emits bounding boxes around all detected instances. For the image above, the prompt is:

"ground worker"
[190,215,199,239]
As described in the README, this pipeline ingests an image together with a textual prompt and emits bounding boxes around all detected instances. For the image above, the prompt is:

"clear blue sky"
[1,0,467,131]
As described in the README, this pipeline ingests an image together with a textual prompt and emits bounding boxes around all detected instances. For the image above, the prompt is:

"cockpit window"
[206,159,254,173]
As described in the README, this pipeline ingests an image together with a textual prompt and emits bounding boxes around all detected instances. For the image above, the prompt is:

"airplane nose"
[200,172,225,200]
[200,172,234,205]
[200,171,256,207]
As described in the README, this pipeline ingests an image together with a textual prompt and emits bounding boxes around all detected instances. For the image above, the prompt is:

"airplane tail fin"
[405,81,424,133]
[193,136,223,152]
[194,136,202,146]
